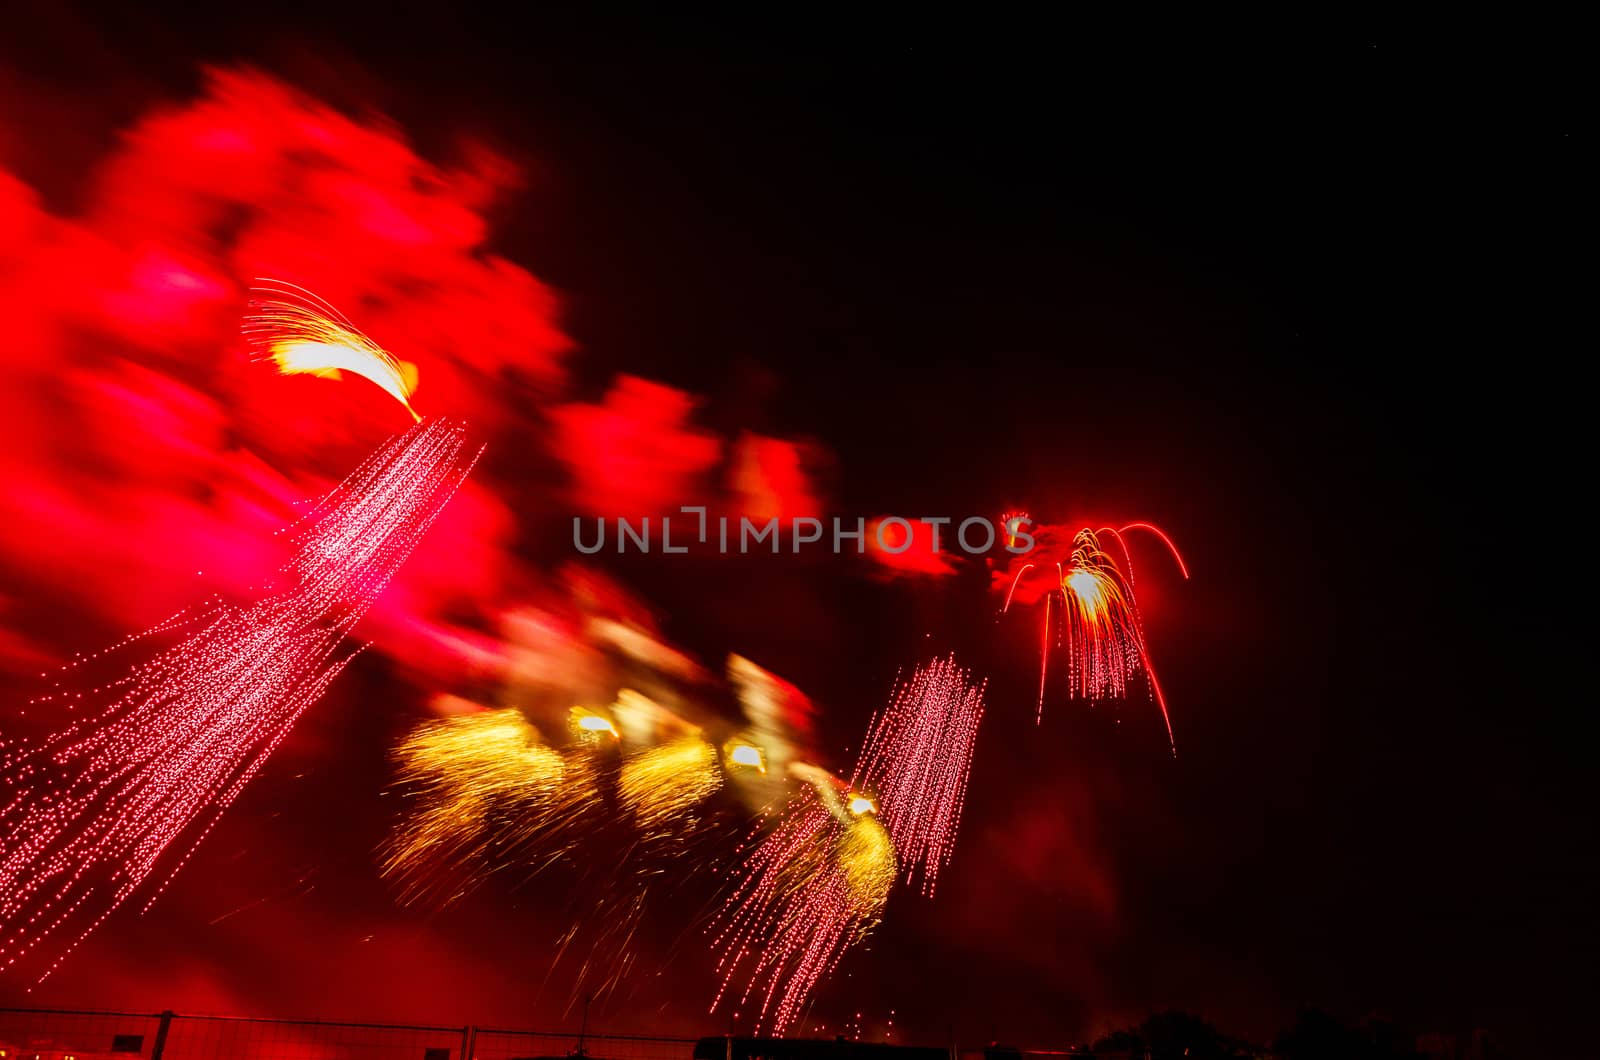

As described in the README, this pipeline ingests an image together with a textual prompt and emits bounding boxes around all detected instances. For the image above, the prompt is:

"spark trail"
[710,779,895,1037]
[712,657,986,1034]
[1003,524,1187,752]
[852,656,985,896]
[243,280,422,421]
[0,419,477,979]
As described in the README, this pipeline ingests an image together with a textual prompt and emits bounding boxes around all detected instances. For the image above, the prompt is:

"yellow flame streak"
[837,814,896,920]
[1057,530,1132,628]
[379,709,565,906]
[619,735,722,829]
[570,707,620,739]
[244,280,421,421]
[724,739,767,773]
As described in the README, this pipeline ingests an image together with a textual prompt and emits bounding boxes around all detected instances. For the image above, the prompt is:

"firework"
[851,656,986,896]
[618,735,722,832]
[712,656,986,1033]
[0,419,476,979]
[1003,524,1187,751]
[379,705,612,907]
[243,279,422,421]
[710,777,895,1036]
[379,708,567,907]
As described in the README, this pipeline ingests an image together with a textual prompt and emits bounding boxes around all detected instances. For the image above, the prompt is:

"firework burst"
[852,655,986,896]
[1003,523,1187,751]
[710,777,895,1037]
[243,279,422,421]
[0,419,477,979]
[379,707,570,907]
[712,656,987,1033]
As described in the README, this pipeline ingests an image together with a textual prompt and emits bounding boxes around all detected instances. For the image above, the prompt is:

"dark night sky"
[1,10,1588,1057]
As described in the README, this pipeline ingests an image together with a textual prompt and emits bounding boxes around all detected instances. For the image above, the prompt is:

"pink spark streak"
[0,419,478,980]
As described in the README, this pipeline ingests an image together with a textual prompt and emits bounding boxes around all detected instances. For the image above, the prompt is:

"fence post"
[149,1011,175,1060]
[461,1025,477,1060]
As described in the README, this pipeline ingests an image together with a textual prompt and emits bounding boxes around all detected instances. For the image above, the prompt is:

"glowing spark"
[618,736,722,830]
[712,655,986,1032]
[380,708,566,906]
[1000,510,1029,550]
[243,279,421,421]
[835,814,895,912]
[1002,562,1035,614]
[570,708,620,740]
[852,656,986,896]
[1029,526,1182,752]
[0,420,478,978]
[710,785,894,1036]
[726,740,767,773]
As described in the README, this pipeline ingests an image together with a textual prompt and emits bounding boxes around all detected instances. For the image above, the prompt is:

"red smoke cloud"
[550,374,723,517]
[0,68,569,659]
[551,375,827,523]
[0,67,828,684]
[728,431,825,520]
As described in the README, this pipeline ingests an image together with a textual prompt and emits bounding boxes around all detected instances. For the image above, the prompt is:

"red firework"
[852,655,986,896]
[0,419,478,980]
[710,782,894,1036]
[712,656,988,1034]
[1002,522,1188,751]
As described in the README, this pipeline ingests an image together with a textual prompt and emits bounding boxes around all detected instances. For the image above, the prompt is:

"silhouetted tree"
[1090,1028,1145,1056]
[1275,1008,1421,1060]
[1093,1010,1245,1060]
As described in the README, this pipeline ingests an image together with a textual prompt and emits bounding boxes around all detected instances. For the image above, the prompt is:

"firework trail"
[712,657,986,1033]
[243,280,422,421]
[852,656,985,896]
[710,774,895,1037]
[379,708,573,908]
[1003,524,1187,751]
[0,419,477,979]
[379,699,750,1009]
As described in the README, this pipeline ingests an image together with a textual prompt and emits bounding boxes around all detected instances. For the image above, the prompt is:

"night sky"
[1,10,1587,1058]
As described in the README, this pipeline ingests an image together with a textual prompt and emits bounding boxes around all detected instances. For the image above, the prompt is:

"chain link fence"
[1,1011,1152,1060]
[0,1009,698,1060]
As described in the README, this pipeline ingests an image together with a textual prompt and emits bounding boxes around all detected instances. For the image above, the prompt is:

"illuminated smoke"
[0,419,477,980]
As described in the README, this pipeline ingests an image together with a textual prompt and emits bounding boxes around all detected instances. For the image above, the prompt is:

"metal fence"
[0,1010,1158,1060]
[0,1009,698,1060]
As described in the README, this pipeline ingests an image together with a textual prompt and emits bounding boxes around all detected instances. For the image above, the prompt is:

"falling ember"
[712,655,985,1033]
[379,708,566,907]
[852,656,986,896]
[710,783,895,1037]
[0,420,478,979]
[243,280,422,422]
[1004,525,1187,752]
[618,735,722,831]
